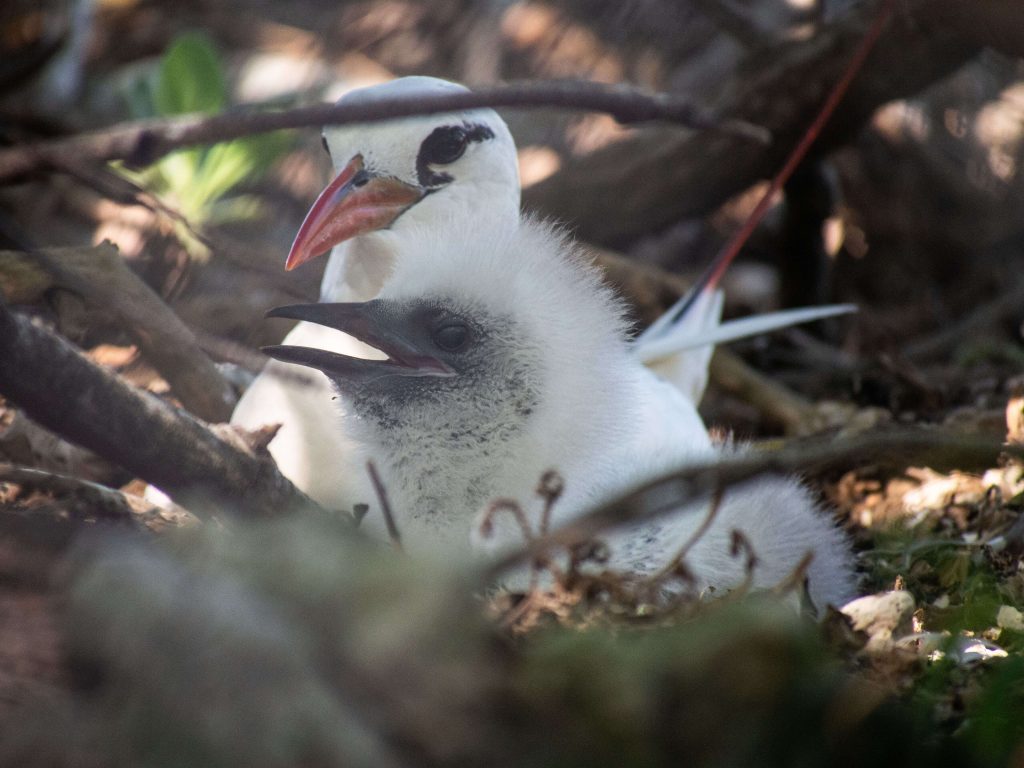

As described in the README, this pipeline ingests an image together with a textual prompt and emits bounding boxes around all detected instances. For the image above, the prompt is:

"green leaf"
[205,195,266,225]
[154,32,227,116]
[191,141,254,207]
[110,31,291,252]
[157,149,204,206]
[191,133,291,211]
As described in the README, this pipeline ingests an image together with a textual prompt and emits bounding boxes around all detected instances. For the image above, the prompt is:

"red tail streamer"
[667,0,897,324]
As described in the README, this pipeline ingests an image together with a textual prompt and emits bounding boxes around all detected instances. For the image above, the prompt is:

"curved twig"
[6,242,237,423]
[482,427,1022,582]
[0,81,767,183]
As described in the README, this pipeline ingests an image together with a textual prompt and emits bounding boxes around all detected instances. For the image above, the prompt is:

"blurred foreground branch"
[0,81,766,182]
[0,299,328,520]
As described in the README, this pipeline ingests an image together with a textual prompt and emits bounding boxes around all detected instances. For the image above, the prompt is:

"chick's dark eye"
[433,322,470,352]
[420,126,469,166]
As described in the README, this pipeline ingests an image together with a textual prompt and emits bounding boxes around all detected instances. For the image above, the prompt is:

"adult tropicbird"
[263,218,856,609]
[232,77,520,510]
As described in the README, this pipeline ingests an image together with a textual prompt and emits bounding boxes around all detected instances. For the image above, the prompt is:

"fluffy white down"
[366,218,857,608]
[334,217,637,549]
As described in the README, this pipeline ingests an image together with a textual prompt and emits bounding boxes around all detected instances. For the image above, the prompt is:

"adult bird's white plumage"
[263,218,857,609]
[232,77,521,510]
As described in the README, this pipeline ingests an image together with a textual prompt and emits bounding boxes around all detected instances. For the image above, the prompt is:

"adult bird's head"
[285,76,520,273]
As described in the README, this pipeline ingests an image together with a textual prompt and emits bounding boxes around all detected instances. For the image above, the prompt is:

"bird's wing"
[231,321,373,512]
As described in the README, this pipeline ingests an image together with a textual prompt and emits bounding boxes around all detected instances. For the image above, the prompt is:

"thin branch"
[479,498,536,544]
[905,277,1024,361]
[366,460,402,551]
[522,0,978,246]
[535,470,565,536]
[0,81,768,183]
[0,463,193,530]
[643,486,725,587]
[0,298,330,521]
[708,349,818,434]
[482,427,1021,582]
[771,551,816,601]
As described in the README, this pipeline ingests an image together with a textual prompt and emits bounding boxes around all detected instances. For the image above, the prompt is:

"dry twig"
[0,81,767,183]
[366,460,403,551]
[1,242,236,422]
[639,486,725,593]
[905,278,1024,361]
[484,427,1024,582]
[0,463,193,530]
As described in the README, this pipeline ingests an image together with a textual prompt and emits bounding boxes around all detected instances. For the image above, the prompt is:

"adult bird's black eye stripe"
[321,134,329,154]
[416,121,496,188]
[462,123,495,144]
[421,126,468,166]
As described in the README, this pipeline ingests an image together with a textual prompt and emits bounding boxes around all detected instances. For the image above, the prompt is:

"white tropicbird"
[232,75,852,515]
[262,218,856,609]
[232,77,521,510]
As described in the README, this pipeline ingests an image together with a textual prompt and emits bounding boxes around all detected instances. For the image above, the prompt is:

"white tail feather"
[635,303,857,364]
[635,302,856,403]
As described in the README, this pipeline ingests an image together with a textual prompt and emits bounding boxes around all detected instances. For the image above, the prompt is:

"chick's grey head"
[287,77,520,271]
[265,218,637,483]
[265,293,539,448]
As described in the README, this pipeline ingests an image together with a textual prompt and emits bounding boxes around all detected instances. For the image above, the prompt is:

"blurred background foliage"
[117,31,290,260]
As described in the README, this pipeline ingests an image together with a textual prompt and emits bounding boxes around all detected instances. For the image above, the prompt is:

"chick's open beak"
[262,302,453,384]
[285,154,424,271]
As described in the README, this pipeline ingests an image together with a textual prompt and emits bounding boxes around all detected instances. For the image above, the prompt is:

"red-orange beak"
[285,154,425,271]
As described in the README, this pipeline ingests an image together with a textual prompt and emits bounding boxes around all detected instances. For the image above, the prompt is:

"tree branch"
[0,299,329,521]
[2,243,237,423]
[521,0,985,245]
[0,463,192,530]
[0,81,767,183]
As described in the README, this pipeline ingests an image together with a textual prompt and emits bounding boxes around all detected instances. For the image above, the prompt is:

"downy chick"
[264,218,857,609]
